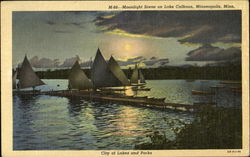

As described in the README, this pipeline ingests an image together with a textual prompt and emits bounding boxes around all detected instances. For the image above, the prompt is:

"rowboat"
[192,90,215,95]
[220,81,241,84]
[210,86,226,89]
[231,89,242,93]
[153,98,166,103]
[100,88,126,92]
[193,102,217,105]
[229,87,242,90]
[147,97,166,103]
[134,96,148,100]
[132,88,151,91]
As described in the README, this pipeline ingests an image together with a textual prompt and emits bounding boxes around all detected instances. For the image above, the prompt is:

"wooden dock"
[14,90,196,112]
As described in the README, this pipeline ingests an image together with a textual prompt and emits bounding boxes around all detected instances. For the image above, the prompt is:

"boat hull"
[192,90,215,95]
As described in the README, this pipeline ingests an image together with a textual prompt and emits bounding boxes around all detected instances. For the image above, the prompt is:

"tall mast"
[139,70,146,83]
[130,64,139,84]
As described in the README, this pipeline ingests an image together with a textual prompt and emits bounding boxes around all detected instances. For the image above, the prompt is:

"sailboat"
[130,64,146,86]
[12,69,17,89]
[91,48,124,88]
[107,56,130,86]
[139,70,146,84]
[14,55,45,92]
[68,60,93,90]
[130,64,139,85]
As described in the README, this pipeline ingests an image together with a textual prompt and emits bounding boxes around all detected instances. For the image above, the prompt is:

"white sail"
[108,56,130,86]
[139,70,146,83]
[18,56,45,89]
[130,64,139,84]
[13,70,17,89]
[68,61,93,90]
[91,48,122,88]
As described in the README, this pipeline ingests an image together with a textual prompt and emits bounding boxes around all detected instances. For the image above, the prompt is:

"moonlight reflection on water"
[13,79,241,150]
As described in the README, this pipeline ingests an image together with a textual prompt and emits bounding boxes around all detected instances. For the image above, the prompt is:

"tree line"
[32,65,241,80]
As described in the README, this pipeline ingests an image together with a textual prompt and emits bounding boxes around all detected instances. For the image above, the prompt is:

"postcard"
[1,0,249,157]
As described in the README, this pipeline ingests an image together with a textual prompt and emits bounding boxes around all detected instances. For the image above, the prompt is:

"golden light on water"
[125,87,134,96]
[107,106,147,136]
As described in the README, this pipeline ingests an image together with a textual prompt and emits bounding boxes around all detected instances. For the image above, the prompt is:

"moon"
[124,43,132,51]
[103,37,148,59]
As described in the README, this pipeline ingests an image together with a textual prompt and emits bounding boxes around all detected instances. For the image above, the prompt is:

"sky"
[13,11,241,68]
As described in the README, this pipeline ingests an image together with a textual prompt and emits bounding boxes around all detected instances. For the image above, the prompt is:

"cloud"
[95,11,241,45]
[79,56,145,68]
[54,30,73,33]
[185,44,241,61]
[79,60,92,68]
[116,56,145,66]
[64,22,85,28]
[78,56,169,68]
[116,56,169,68]
[19,55,81,68]
[143,57,169,66]
[218,34,241,43]
[29,56,60,68]
[63,11,98,16]
[59,55,81,67]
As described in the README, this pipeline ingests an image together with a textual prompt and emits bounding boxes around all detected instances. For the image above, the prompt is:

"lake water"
[13,80,241,150]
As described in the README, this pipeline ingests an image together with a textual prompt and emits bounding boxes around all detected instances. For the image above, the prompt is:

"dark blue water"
[13,80,241,150]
